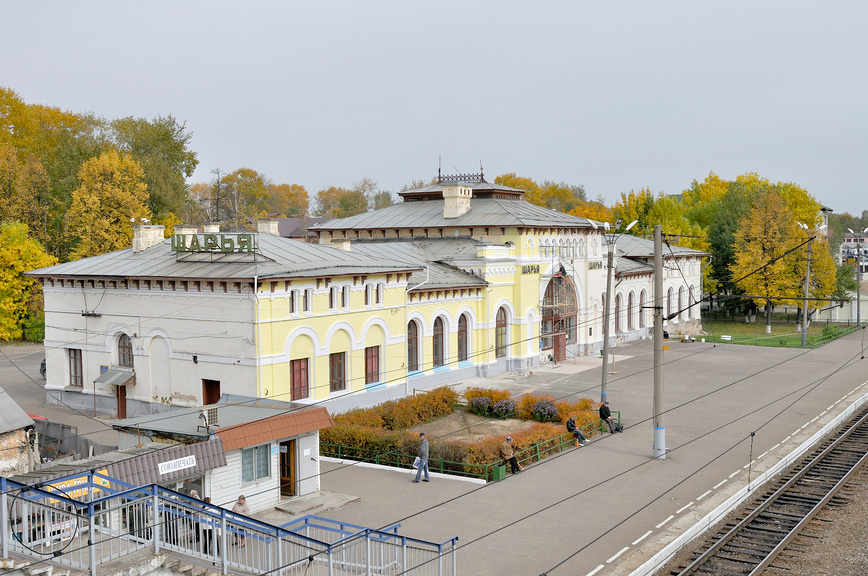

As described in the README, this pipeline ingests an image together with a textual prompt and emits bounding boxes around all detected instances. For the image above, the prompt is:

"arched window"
[615,294,622,333]
[433,317,444,367]
[678,286,685,320]
[639,290,647,329]
[407,321,419,372]
[667,287,674,318]
[118,334,133,367]
[628,292,635,331]
[689,286,695,318]
[495,307,507,358]
[458,314,469,362]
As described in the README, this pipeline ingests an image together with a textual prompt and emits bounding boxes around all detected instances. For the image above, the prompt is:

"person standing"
[231,495,250,547]
[413,432,430,482]
[499,436,522,474]
[566,416,586,446]
[201,496,219,556]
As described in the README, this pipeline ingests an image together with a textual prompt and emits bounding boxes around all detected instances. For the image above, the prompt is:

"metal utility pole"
[599,218,638,404]
[653,225,666,459]
[847,227,868,326]
[600,240,615,404]
[801,237,812,348]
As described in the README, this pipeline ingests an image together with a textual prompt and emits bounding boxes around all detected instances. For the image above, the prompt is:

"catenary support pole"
[653,225,666,459]
[601,240,614,403]
[801,238,812,347]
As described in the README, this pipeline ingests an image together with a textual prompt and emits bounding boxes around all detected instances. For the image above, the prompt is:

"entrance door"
[117,385,127,419]
[202,379,221,405]
[279,440,296,498]
[554,333,566,363]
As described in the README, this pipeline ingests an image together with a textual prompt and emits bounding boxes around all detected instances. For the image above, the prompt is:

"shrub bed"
[321,386,602,479]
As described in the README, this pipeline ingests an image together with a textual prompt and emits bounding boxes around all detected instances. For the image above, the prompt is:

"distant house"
[0,385,39,476]
[112,396,334,513]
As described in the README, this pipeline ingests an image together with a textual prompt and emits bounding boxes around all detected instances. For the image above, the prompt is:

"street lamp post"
[598,218,637,404]
[847,227,868,326]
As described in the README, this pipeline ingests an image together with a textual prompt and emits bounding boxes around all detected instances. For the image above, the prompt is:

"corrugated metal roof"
[607,234,708,258]
[311,198,597,231]
[114,402,334,449]
[10,438,227,489]
[216,407,335,451]
[350,239,489,290]
[0,385,34,434]
[94,367,136,386]
[27,233,421,281]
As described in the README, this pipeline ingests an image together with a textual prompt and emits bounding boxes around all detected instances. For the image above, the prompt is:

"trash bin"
[492,465,507,482]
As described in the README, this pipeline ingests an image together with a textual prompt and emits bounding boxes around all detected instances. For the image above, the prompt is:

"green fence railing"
[320,414,619,482]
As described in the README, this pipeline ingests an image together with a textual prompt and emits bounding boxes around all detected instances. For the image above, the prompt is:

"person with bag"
[565,416,586,446]
[499,436,522,474]
[413,432,430,483]
[599,401,622,433]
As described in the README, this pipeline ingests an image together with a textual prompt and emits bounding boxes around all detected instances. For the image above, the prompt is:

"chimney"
[202,223,220,233]
[443,184,472,219]
[132,225,166,253]
[331,238,352,252]
[257,218,280,236]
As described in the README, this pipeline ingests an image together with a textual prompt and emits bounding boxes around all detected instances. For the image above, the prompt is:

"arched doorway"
[541,274,578,362]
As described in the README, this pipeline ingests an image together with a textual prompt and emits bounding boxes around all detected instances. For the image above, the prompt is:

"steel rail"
[675,408,868,576]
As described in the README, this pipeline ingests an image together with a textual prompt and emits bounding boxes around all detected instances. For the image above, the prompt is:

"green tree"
[314,186,368,218]
[371,190,394,210]
[0,222,57,341]
[221,168,271,230]
[65,150,150,260]
[111,115,198,221]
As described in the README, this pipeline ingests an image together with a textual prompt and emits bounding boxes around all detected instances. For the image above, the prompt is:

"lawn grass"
[699,318,857,348]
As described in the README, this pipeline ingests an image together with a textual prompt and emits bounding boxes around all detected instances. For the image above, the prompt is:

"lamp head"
[603,222,611,231]
[847,228,855,234]
[625,220,638,232]
[615,218,622,230]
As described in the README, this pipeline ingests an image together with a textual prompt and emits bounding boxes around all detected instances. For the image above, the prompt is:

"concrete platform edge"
[629,383,868,576]
[319,456,487,485]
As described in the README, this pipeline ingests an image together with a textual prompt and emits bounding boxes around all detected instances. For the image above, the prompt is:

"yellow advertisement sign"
[45,469,112,502]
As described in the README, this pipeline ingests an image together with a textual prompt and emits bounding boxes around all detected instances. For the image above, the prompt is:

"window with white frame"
[241,444,271,483]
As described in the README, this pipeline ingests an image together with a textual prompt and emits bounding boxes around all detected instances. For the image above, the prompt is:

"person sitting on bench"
[565,416,586,446]
[600,401,621,433]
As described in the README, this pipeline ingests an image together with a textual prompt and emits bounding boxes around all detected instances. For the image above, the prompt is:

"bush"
[332,386,458,430]
[469,396,491,416]
[490,399,517,419]
[822,324,842,339]
[531,400,558,422]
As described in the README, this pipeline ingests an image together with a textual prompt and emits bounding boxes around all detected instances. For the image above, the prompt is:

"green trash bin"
[492,465,507,482]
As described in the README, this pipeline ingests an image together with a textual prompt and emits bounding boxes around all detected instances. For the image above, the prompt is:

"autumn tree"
[371,190,395,210]
[65,150,150,260]
[569,197,613,223]
[0,222,57,341]
[730,190,802,332]
[0,144,51,245]
[111,115,198,221]
[268,183,309,217]
[221,168,271,230]
[314,186,367,219]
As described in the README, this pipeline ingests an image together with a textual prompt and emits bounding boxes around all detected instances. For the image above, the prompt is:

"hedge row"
[331,386,459,429]
[464,387,598,428]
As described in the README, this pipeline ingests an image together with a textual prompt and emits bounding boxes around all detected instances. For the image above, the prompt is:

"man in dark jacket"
[600,401,619,433]
[413,432,430,482]
[499,436,522,474]
[566,416,586,446]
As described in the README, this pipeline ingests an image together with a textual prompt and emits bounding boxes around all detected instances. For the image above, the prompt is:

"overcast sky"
[3,2,866,216]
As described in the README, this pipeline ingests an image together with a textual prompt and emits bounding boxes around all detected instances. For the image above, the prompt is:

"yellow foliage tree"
[66,150,150,260]
[0,222,57,341]
[269,183,309,217]
[569,200,613,224]
[730,190,802,331]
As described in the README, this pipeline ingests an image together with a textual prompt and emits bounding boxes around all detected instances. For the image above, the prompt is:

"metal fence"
[1,475,457,576]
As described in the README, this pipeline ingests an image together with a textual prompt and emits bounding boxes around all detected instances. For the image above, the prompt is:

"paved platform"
[4,330,868,576]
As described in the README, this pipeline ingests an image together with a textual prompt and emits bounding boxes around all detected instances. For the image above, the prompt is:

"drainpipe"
[254,273,261,399]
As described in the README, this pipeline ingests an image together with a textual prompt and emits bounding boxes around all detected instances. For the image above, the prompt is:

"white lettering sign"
[158,455,197,475]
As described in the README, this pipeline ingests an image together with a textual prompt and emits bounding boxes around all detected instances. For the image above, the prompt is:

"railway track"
[670,406,868,576]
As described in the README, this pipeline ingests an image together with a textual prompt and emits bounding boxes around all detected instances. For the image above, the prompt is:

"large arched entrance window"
[542,275,578,361]
[433,317,445,367]
[495,308,507,358]
[458,314,469,362]
[407,321,419,372]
